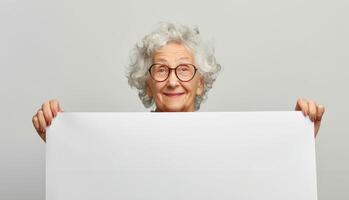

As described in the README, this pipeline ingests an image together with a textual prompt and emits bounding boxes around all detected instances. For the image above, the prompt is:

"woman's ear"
[196,76,204,96]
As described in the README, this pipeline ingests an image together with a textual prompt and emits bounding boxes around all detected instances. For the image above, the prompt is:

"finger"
[316,105,325,121]
[50,99,59,117]
[314,120,322,138]
[308,100,317,122]
[34,114,46,141]
[37,110,47,134]
[295,98,308,116]
[58,102,63,112]
[42,102,53,125]
[41,133,46,142]
[32,115,40,133]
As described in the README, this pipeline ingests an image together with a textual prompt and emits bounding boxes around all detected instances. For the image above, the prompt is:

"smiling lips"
[163,92,185,97]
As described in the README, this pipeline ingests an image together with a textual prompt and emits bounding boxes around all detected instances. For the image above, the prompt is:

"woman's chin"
[161,103,195,112]
[163,105,185,112]
[155,98,194,112]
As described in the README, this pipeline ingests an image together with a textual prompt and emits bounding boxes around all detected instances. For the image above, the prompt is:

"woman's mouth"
[163,92,185,97]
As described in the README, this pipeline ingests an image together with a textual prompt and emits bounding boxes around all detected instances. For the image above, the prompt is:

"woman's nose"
[167,70,179,88]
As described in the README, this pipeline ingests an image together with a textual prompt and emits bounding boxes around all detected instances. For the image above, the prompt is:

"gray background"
[0,0,348,199]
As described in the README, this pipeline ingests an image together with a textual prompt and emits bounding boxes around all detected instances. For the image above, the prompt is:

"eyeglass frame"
[148,63,198,82]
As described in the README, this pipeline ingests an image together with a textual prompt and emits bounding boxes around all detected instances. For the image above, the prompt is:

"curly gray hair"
[127,22,221,110]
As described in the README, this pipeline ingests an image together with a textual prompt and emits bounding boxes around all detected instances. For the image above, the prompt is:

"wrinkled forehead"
[152,42,195,64]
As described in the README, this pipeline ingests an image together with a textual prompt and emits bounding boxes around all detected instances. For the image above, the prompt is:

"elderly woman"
[32,22,325,142]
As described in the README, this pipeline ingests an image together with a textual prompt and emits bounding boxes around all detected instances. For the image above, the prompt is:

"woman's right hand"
[32,99,63,142]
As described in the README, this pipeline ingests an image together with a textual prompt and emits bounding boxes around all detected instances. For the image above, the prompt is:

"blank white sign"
[46,112,317,200]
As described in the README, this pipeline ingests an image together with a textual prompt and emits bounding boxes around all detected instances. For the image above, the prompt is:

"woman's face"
[146,42,204,112]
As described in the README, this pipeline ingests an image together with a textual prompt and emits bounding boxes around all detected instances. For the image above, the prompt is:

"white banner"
[46,112,317,200]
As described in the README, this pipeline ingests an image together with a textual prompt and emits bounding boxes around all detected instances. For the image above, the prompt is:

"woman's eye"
[157,68,166,73]
[179,67,189,72]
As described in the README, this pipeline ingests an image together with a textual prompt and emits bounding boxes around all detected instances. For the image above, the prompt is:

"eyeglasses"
[148,63,198,82]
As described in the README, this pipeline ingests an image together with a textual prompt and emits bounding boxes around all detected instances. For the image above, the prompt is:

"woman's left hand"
[295,98,325,137]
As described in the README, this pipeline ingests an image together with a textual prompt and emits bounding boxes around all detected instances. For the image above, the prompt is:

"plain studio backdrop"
[0,0,348,199]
